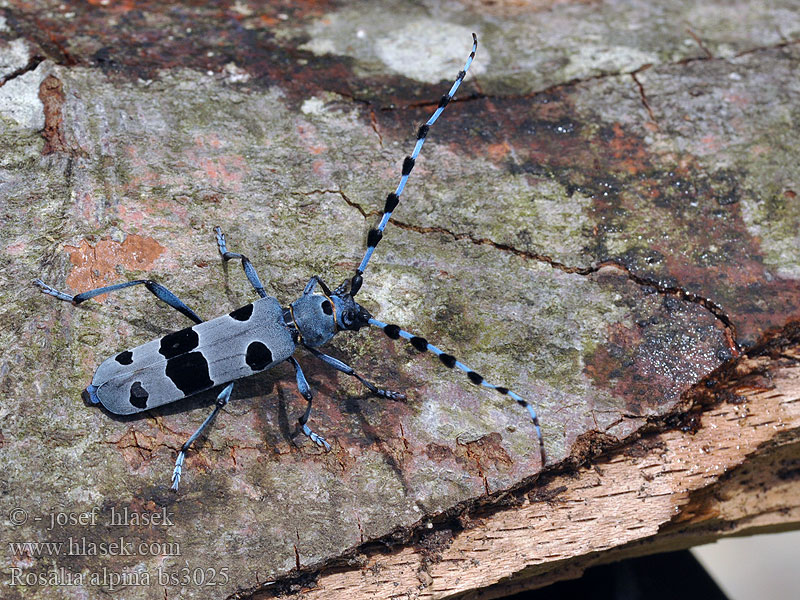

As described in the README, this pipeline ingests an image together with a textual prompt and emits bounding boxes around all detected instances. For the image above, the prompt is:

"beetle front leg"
[215,227,268,299]
[304,346,405,400]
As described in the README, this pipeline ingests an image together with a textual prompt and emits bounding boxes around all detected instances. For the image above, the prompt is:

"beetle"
[34,34,544,490]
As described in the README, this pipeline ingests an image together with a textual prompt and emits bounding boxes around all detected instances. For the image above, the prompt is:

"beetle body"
[88,277,374,416]
[87,296,295,415]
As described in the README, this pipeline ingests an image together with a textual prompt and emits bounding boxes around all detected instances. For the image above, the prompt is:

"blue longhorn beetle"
[35,34,544,490]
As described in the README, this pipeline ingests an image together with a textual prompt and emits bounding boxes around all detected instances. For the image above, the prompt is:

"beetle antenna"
[349,33,478,297]
[368,316,545,464]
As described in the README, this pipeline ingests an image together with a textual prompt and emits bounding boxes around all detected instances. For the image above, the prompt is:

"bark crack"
[368,108,383,148]
[0,54,44,87]
[386,216,737,344]
[684,26,714,59]
[2,15,796,111]
[733,37,800,58]
[630,66,658,126]
[594,261,740,353]
[309,187,741,343]
[335,38,800,112]
[293,189,368,219]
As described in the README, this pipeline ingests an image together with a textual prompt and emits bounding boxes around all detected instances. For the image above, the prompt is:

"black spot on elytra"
[115,350,133,365]
[229,304,254,321]
[246,341,273,371]
[321,300,333,316]
[129,381,149,409]
[159,327,199,359]
[165,351,213,396]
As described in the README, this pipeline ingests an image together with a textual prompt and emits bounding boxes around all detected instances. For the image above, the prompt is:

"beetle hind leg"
[171,382,234,491]
[33,278,203,324]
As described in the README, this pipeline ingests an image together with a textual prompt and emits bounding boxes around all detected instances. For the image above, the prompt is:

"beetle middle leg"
[287,357,331,451]
[171,382,235,491]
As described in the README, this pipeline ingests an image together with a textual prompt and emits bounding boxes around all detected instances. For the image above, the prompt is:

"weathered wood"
[267,344,800,600]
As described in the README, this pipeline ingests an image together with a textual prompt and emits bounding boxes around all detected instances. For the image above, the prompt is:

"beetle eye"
[342,309,354,326]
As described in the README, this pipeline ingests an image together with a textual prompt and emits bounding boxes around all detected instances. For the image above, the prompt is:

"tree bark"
[266,340,800,599]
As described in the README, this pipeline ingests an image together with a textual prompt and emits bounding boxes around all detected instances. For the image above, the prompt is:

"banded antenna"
[348,33,478,297]
[369,317,546,464]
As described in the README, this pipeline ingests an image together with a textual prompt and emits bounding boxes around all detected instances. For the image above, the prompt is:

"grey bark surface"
[0,1,798,599]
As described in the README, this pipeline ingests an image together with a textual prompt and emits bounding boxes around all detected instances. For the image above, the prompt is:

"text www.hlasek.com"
[8,537,180,557]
